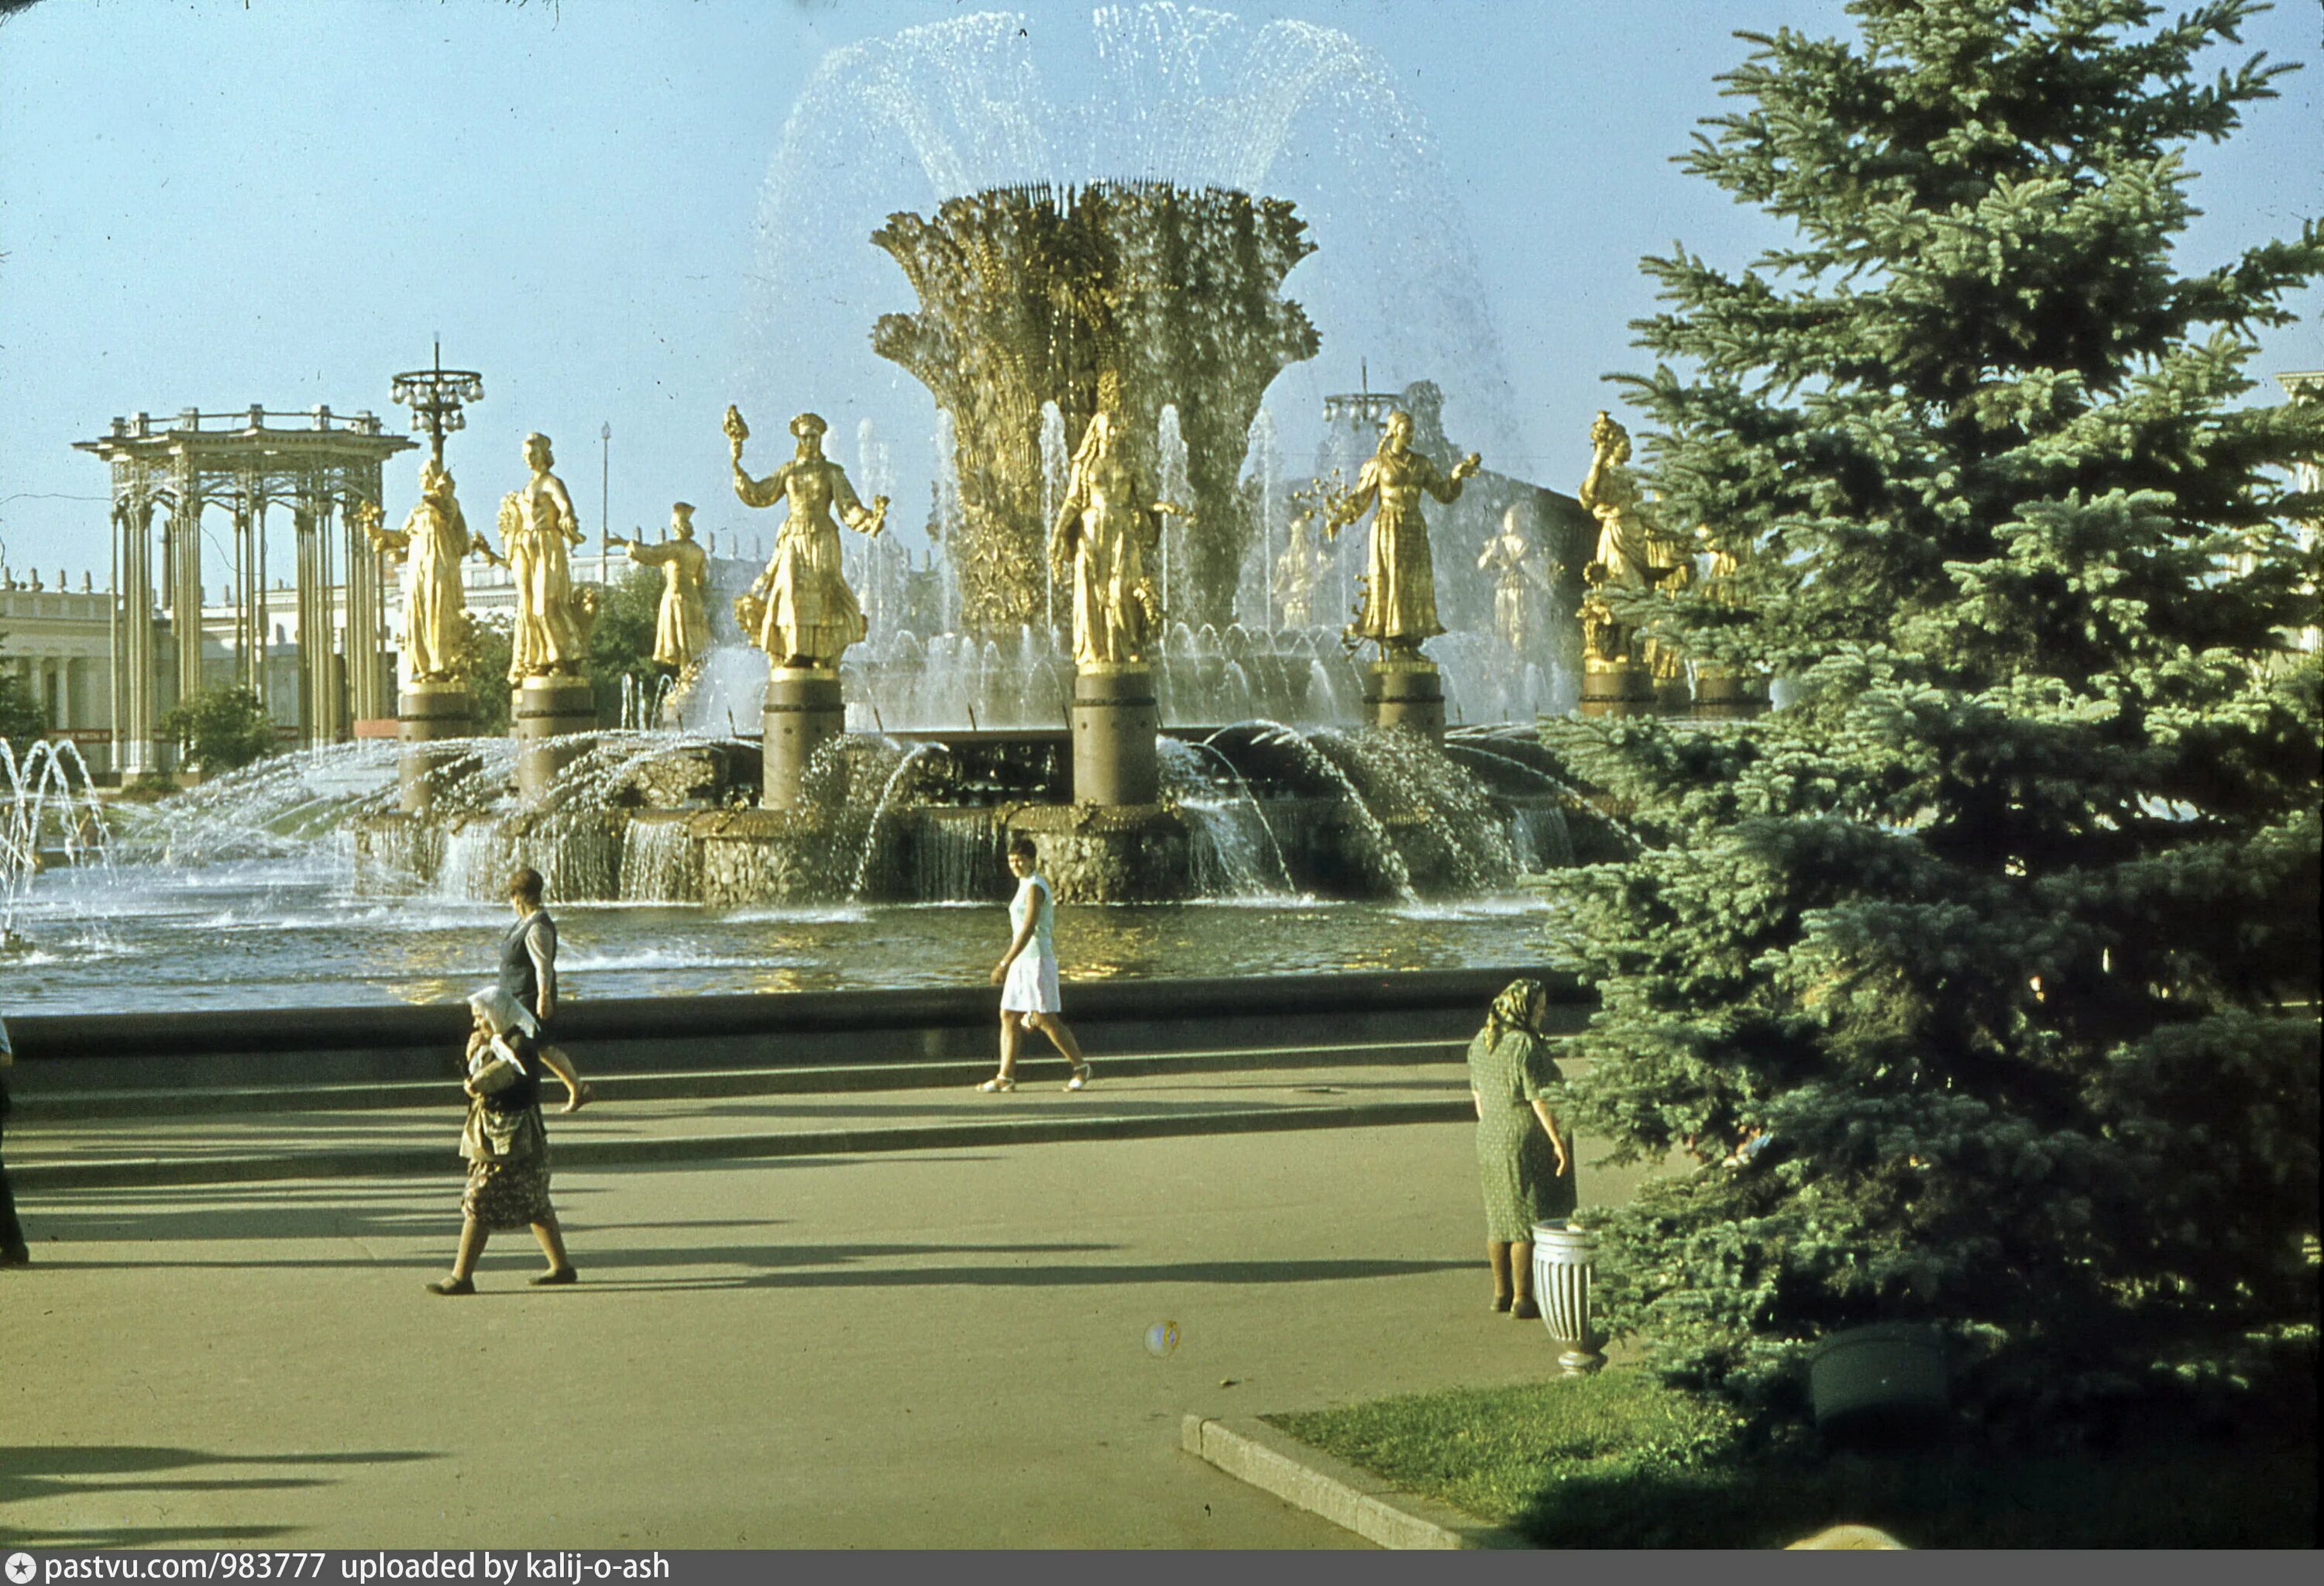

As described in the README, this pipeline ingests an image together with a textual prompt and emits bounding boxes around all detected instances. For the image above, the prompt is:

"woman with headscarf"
[0,1010,29,1268]
[1466,978,1574,1318]
[425,986,579,1295]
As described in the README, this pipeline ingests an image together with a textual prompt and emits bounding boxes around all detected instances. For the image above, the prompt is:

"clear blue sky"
[2,0,2317,583]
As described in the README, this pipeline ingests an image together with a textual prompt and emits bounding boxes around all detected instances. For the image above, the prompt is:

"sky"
[1,0,2319,586]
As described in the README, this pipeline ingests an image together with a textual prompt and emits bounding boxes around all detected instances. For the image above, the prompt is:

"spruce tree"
[1542,0,2322,1426]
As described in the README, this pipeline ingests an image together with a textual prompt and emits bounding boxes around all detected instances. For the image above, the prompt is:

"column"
[114,490,158,776]
[1363,655,1446,741]
[1067,663,1160,805]
[344,490,385,723]
[758,665,844,809]
[168,480,203,714]
[294,501,322,748]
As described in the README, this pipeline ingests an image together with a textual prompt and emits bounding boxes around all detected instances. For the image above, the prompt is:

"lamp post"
[600,421,612,580]
[389,341,484,467]
[386,342,486,810]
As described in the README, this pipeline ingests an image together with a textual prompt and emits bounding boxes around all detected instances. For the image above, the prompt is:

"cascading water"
[1158,736,1296,898]
[2,738,111,946]
[739,3,1521,501]
[1239,405,1282,629]
[1205,721,1415,899]
[1157,403,1191,623]
[1040,401,1069,636]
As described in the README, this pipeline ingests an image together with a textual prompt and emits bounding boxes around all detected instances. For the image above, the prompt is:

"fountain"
[872,181,1318,636]
[12,5,1635,1014]
[2,739,109,951]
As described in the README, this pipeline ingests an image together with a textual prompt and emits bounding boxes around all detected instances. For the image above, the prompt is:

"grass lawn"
[1267,1368,2318,1548]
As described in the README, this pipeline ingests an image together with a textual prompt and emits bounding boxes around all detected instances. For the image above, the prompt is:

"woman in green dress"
[1466,978,1574,1319]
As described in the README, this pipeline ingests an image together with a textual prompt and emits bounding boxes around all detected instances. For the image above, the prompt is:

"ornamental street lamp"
[390,341,485,466]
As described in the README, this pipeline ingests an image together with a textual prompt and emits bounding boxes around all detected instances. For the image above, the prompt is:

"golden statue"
[1323,409,1480,660]
[1476,504,1558,652]
[1271,504,1326,629]
[1579,559,1629,667]
[610,503,712,672]
[504,432,590,683]
[1048,408,1177,668]
[363,462,500,684]
[727,407,887,669]
[1579,411,1692,590]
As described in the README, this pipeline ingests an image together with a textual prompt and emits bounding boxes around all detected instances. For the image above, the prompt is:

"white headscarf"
[467,986,541,1041]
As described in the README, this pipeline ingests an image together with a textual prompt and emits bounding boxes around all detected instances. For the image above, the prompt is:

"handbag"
[468,1034,527,1097]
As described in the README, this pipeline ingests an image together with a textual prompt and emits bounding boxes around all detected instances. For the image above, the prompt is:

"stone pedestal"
[1363,659,1445,741]
[762,666,844,810]
[1692,667,1769,720]
[1578,660,1655,719]
[511,676,597,800]
[397,682,473,814]
[1069,666,1160,807]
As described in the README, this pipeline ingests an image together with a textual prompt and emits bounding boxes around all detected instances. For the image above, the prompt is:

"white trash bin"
[1532,1221,1606,1374]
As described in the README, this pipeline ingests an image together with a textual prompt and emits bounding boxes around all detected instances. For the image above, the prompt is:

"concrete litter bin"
[1532,1221,1606,1374]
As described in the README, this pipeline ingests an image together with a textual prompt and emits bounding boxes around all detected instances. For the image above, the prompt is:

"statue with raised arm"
[366,459,500,683]
[727,408,887,669]
[1322,409,1480,660]
[1048,406,1177,668]
[1578,411,1692,591]
[504,432,590,683]
[1477,503,1559,653]
[609,502,712,672]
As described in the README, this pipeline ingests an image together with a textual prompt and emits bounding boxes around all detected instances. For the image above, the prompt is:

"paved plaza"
[0,1114,1654,1550]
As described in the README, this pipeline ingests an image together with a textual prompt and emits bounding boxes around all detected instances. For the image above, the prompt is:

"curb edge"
[1180,1414,1528,1550]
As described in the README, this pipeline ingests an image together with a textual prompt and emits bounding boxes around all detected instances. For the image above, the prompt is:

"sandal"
[975,1075,1016,1092]
[1064,1063,1092,1092]
[425,1276,476,1297]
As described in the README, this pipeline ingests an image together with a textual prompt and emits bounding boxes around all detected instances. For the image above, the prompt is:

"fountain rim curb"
[5,965,1580,1058]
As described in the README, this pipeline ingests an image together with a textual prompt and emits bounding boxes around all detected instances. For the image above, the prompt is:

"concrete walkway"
[0,1120,1655,1550]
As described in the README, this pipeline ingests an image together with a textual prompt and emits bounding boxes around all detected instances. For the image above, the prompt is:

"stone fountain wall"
[871,182,1321,635]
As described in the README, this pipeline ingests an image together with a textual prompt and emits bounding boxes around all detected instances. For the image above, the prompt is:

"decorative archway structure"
[75,405,415,773]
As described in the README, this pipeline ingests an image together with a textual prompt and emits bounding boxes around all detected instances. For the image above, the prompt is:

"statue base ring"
[763,666,844,811]
[1363,659,1445,742]
[1579,661,1655,720]
[512,675,598,800]
[1692,667,1768,720]
[398,681,475,814]
[1070,666,1160,807]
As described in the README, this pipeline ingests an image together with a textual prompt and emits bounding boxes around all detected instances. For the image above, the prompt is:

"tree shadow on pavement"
[0,1446,438,1549]
[563,1252,1470,1292]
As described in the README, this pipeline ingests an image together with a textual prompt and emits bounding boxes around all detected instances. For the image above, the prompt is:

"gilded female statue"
[366,460,497,683]
[727,408,886,669]
[1476,504,1557,653]
[504,432,589,681]
[1578,411,1691,591]
[1270,507,1325,630]
[1048,408,1176,668]
[1324,409,1480,659]
[610,503,712,672]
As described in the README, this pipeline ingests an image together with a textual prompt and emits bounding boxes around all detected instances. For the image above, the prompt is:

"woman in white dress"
[979,835,1093,1093]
